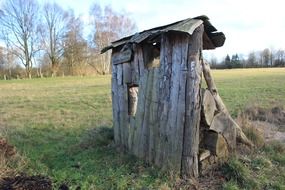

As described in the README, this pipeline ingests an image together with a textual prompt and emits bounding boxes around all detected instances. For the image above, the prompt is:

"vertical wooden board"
[132,68,149,157]
[131,49,140,84]
[117,63,123,85]
[140,69,154,160]
[154,35,166,166]
[128,116,136,151]
[123,84,130,149]
[173,34,189,171]
[155,33,172,167]
[111,64,121,145]
[123,62,131,84]
[181,25,204,178]
[148,67,160,163]
[164,35,182,170]
[137,46,145,77]
[117,84,124,147]
[117,82,129,149]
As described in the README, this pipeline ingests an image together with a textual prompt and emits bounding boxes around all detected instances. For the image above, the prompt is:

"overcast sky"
[14,0,285,59]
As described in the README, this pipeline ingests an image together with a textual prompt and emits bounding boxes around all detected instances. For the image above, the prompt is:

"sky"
[8,0,285,60]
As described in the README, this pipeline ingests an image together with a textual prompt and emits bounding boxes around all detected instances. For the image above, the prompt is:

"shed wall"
[111,25,204,177]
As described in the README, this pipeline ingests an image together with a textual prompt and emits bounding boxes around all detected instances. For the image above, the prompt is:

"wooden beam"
[112,49,132,65]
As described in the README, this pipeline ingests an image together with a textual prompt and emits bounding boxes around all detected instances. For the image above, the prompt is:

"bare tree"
[247,52,257,67]
[261,48,270,67]
[274,49,285,67]
[62,12,88,76]
[41,2,69,77]
[89,3,137,74]
[0,0,40,78]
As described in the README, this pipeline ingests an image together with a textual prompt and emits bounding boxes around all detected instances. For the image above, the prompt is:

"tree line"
[209,48,285,69]
[0,0,136,79]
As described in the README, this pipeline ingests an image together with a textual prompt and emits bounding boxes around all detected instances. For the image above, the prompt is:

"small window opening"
[143,41,161,68]
[128,84,139,116]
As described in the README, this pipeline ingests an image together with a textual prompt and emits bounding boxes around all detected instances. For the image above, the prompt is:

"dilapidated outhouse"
[102,15,252,178]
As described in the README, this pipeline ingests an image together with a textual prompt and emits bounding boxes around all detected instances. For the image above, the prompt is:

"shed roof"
[101,15,225,53]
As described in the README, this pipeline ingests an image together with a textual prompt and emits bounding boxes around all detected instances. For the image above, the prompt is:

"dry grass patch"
[0,137,26,179]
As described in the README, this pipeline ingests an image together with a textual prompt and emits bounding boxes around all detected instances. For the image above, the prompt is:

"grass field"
[0,68,285,189]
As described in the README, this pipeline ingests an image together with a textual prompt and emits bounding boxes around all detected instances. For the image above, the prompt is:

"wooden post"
[181,25,203,178]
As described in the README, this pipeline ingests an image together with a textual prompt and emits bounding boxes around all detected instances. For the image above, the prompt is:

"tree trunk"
[201,59,253,147]
[201,89,217,126]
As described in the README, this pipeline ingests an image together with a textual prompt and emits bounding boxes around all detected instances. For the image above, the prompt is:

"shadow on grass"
[6,125,167,189]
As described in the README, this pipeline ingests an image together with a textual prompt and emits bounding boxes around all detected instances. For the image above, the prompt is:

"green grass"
[211,68,285,116]
[222,142,285,190]
[0,68,285,189]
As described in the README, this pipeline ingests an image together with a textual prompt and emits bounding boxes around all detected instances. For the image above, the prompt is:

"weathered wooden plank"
[131,47,140,84]
[117,63,123,85]
[132,68,149,157]
[148,67,160,163]
[140,69,154,160]
[173,34,189,171]
[128,115,136,151]
[181,25,204,178]
[123,62,131,84]
[117,84,125,148]
[123,84,130,150]
[156,33,173,169]
[112,49,132,65]
[117,60,129,149]
[166,34,183,170]
[137,46,145,77]
[111,63,121,145]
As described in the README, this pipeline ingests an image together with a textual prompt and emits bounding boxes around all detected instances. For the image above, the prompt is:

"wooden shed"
[102,15,252,178]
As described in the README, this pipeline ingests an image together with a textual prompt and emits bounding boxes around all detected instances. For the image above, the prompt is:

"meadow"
[0,68,285,189]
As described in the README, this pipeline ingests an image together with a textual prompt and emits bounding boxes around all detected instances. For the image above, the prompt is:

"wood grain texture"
[181,25,204,178]
[209,112,236,152]
[202,89,217,126]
